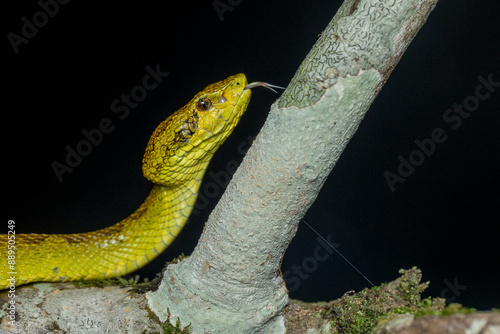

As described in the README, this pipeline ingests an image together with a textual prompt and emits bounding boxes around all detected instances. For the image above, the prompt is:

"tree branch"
[147,0,439,332]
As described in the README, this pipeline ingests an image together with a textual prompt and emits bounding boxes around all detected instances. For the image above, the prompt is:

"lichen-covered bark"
[375,311,500,334]
[2,269,497,333]
[146,1,439,333]
[148,68,383,333]
[279,0,438,108]
[282,268,500,334]
[0,282,162,333]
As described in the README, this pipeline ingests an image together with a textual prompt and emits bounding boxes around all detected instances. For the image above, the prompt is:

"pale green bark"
[147,0,439,333]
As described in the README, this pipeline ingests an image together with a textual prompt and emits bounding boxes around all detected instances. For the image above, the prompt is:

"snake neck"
[104,174,204,270]
[11,171,206,287]
[122,179,202,246]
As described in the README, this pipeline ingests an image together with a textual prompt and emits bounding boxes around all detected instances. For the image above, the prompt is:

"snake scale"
[1,74,281,290]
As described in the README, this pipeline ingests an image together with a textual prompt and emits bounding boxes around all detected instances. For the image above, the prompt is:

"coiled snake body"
[0,74,273,289]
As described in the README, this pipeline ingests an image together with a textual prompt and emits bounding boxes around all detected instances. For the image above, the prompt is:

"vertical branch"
[147,0,439,333]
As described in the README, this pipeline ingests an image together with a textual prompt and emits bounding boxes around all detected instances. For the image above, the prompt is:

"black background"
[3,0,499,310]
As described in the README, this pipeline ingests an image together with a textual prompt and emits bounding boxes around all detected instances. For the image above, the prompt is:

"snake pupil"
[196,98,212,111]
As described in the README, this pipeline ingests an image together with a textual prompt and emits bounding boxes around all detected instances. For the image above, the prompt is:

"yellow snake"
[0,74,281,290]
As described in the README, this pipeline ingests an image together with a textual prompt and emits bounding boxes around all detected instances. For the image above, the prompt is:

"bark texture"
[283,268,500,334]
[147,0,440,333]
[0,282,163,333]
[374,312,500,334]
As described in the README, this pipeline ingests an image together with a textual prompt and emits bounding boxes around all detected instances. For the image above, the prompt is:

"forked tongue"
[244,82,286,94]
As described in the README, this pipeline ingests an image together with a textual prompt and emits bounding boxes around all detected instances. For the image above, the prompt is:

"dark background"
[3,0,499,310]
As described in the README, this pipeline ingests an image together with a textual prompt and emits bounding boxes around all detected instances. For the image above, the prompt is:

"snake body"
[1,74,252,289]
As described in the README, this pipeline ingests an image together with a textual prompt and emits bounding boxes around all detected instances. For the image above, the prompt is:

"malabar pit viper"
[0,73,283,289]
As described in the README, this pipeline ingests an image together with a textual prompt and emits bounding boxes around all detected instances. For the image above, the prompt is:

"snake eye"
[196,98,212,111]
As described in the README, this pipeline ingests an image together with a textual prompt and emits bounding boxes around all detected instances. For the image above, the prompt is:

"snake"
[0,74,283,290]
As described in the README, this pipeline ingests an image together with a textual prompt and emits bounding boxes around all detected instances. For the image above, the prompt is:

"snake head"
[143,73,251,186]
